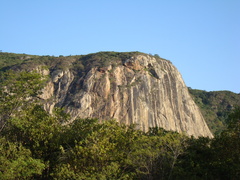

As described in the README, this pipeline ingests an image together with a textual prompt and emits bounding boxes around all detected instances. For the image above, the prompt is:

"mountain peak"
[35,52,213,137]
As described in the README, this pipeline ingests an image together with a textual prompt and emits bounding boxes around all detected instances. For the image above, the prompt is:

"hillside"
[0,51,212,137]
[1,52,240,179]
[1,52,239,136]
[189,88,240,135]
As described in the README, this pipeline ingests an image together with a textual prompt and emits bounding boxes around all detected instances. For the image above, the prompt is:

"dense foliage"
[189,88,240,135]
[0,70,239,179]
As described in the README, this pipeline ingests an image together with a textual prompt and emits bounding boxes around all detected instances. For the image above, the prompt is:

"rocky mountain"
[0,52,213,137]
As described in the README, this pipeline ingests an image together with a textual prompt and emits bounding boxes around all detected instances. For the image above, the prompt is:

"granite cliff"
[36,52,213,137]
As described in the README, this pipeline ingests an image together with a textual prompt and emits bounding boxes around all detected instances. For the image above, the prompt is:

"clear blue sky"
[1,0,239,93]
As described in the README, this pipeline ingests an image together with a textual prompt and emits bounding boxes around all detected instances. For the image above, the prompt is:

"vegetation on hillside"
[0,70,240,179]
[1,52,240,179]
[0,51,167,73]
[189,88,240,135]
[1,51,239,135]
[0,52,33,70]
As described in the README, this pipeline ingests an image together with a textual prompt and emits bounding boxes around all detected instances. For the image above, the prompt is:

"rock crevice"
[41,54,213,137]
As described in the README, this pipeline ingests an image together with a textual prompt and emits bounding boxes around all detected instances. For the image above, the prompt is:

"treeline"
[0,71,240,179]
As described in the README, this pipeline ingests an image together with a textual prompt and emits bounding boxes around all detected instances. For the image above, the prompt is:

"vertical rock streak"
[41,55,213,137]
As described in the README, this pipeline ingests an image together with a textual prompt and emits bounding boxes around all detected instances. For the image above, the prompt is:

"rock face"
[41,53,213,138]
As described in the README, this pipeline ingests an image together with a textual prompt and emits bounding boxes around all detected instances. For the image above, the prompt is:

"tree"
[125,128,187,180]
[0,137,45,179]
[53,119,139,179]
[0,70,63,179]
[0,70,46,132]
[211,107,240,179]
[174,137,214,179]
[126,134,160,180]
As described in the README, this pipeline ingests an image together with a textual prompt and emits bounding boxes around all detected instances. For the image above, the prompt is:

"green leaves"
[189,88,240,135]
[210,107,240,179]
[0,70,60,179]
[175,108,240,180]
[0,70,47,126]
[0,137,45,180]
[52,121,189,180]
[53,120,138,179]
